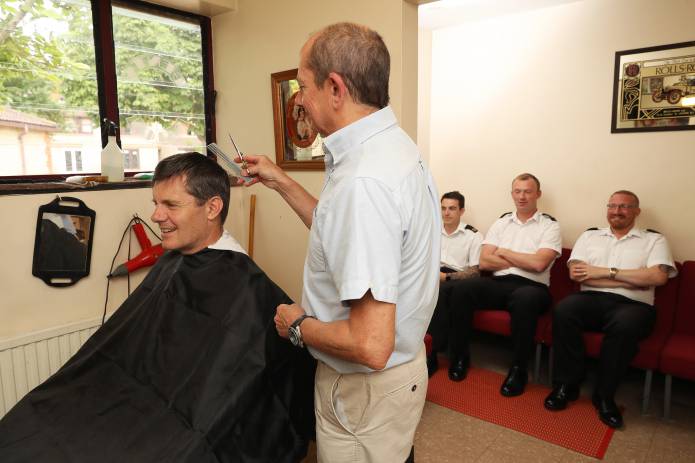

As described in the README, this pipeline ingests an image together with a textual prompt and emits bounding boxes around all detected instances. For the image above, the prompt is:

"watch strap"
[291,314,315,330]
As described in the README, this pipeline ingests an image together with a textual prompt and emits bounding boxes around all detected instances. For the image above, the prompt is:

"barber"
[240,22,440,463]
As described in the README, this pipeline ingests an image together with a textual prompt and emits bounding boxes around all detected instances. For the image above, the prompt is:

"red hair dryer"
[109,221,164,278]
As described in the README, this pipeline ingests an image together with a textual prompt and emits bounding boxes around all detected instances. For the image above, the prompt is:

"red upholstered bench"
[660,260,695,419]
[544,262,681,415]
[472,248,575,382]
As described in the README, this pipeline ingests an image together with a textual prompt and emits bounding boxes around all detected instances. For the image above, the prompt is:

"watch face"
[289,327,300,346]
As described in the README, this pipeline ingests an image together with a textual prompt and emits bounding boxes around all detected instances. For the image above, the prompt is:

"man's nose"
[151,207,164,223]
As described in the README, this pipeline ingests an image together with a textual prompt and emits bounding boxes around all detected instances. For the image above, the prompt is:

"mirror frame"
[32,196,96,287]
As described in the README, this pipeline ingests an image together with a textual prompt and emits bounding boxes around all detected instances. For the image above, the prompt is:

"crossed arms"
[568,260,669,289]
[479,244,558,274]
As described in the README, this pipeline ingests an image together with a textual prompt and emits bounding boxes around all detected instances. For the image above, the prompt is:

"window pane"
[112,5,206,172]
[0,0,99,177]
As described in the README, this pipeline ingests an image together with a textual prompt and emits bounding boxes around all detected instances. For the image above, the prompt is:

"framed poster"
[612,41,695,133]
[270,69,324,170]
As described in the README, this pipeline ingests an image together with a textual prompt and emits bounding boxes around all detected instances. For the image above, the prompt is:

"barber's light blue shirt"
[301,106,441,374]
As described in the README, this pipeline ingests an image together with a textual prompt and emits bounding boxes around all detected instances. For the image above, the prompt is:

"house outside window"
[0,0,213,181]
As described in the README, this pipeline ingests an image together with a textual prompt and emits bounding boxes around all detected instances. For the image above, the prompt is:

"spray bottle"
[101,119,124,182]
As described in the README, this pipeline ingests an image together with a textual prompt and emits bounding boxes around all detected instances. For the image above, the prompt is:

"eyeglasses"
[606,204,637,210]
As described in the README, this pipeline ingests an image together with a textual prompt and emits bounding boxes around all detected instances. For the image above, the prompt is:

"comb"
[207,143,253,184]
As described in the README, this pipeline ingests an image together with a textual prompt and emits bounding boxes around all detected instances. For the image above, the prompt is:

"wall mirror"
[271,68,325,170]
[32,196,96,287]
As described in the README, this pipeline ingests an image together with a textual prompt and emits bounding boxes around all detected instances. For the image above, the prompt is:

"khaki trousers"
[314,348,427,463]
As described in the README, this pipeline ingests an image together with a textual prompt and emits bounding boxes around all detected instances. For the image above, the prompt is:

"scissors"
[228,133,248,171]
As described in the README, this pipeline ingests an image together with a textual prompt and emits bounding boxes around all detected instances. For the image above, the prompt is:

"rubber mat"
[426,363,616,459]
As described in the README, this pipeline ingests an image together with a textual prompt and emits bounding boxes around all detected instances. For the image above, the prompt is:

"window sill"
[0,179,152,196]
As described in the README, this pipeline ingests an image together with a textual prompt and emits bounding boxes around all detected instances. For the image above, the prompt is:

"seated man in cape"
[0,152,315,463]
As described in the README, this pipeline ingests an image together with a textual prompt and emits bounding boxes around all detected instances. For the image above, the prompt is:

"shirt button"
[411,385,417,392]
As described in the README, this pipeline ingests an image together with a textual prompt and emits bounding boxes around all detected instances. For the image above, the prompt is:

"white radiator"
[0,317,102,419]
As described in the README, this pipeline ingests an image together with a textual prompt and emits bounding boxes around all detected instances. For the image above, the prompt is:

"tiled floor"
[303,333,695,462]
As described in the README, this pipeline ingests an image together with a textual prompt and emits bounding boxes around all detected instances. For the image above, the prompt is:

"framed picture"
[612,41,695,133]
[270,69,324,170]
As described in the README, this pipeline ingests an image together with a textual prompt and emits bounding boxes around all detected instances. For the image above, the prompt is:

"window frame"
[0,0,215,185]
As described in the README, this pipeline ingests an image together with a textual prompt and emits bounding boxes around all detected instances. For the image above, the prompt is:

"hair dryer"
[109,221,163,278]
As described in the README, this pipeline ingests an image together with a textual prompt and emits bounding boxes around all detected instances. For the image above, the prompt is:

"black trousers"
[448,275,551,369]
[552,291,656,399]
[427,279,460,354]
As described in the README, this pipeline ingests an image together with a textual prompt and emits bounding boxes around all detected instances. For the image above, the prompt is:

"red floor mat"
[426,364,616,459]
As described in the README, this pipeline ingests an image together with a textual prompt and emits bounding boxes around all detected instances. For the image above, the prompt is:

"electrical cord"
[102,217,137,326]
[101,215,162,326]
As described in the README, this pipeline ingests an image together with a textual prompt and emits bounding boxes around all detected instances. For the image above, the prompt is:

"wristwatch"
[288,314,316,348]
[609,267,619,280]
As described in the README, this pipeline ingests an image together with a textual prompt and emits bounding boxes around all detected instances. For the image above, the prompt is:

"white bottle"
[101,119,124,182]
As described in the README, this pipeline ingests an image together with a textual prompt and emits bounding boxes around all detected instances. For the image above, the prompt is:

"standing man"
[544,190,676,428]
[447,173,561,397]
[241,23,440,462]
[427,191,483,377]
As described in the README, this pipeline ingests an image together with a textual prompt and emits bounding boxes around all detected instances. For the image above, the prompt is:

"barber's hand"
[236,153,288,190]
[274,303,305,339]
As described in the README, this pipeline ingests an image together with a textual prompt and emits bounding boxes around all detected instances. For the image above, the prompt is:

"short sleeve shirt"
[301,107,441,374]
[441,222,483,271]
[569,227,677,305]
[483,211,562,285]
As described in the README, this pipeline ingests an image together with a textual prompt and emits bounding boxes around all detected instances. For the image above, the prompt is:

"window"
[0,0,213,181]
[123,148,140,170]
[63,150,84,172]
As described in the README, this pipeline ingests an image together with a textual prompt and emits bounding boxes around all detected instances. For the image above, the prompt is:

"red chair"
[660,261,695,419]
[472,248,574,382]
[546,262,681,414]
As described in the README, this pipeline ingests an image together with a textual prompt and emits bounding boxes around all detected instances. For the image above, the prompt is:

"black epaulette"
[541,213,557,222]
[465,224,479,233]
[646,228,661,234]
[499,212,512,218]
[586,227,599,231]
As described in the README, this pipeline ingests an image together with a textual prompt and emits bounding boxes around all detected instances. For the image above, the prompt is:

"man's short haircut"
[611,190,640,207]
[306,22,390,109]
[154,152,230,223]
[512,173,541,191]
[441,191,465,209]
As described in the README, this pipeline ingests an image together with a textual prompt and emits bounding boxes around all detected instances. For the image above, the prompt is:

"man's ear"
[207,196,223,221]
[326,71,349,108]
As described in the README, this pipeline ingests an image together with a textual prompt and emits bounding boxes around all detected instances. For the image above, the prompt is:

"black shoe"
[500,366,528,397]
[427,352,439,377]
[544,384,580,410]
[448,356,470,382]
[592,393,623,428]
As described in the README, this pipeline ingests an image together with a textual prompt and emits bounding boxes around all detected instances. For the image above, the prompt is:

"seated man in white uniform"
[544,190,677,429]
[427,191,483,376]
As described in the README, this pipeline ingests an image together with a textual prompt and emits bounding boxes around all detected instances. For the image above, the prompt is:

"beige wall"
[424,0,695,260]
[0,0,416,340]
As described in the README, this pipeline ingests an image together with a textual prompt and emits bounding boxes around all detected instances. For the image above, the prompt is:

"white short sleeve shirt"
[483,211,562,285]
[569,227,677,305]
[441,222,483,271]
[301,107,441,374]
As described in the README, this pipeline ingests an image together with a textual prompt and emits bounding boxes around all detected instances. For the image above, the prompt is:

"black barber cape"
[0,249,316,462]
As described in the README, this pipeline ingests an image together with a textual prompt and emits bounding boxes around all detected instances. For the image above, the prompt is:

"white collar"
[442,221,468,236]
[208,230,247,255]
[323,106,397,169]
